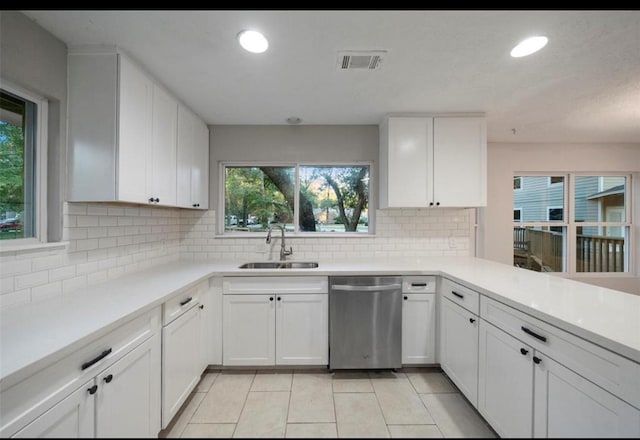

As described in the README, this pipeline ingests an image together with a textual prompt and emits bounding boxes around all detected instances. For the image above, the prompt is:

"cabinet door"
[161,305,202,428]
[276,293,328,365]
[151,85,178,205]
[534,355,640,438]
[440,297,479,405]
[478,320,534,438]
[12,379,95,438]
[223,295,275,366]
[117,55,153,204]
[402,293,436,364]
[176,104,196,208]
[96,334,161,438]
[192,117,209,209]
[386,117,433,207]
[433,117,486,207]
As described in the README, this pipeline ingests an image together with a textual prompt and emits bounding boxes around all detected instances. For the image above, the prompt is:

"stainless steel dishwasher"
[329,276,403,370]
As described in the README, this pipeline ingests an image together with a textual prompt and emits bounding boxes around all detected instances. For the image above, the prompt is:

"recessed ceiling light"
[510,36,548,58]
[237,30,268,53]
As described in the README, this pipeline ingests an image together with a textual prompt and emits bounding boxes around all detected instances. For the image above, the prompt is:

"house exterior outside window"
[513,174,630,274]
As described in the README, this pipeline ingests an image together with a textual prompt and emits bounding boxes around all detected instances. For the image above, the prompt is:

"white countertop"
[2,256,639,388]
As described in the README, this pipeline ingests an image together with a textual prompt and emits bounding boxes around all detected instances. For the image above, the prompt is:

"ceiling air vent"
[337,50,386,70]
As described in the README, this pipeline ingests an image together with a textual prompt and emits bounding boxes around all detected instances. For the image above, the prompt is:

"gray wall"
[0,11,68,241]
[208,125,379,209]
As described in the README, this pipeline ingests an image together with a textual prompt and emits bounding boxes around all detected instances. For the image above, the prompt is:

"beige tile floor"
[159,367,497,438]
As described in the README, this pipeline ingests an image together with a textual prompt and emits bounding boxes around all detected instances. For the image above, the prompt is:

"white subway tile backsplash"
[3,204,473,309]
[15,270,49,289]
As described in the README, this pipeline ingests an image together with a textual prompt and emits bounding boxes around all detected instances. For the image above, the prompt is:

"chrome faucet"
[266,224,293,261]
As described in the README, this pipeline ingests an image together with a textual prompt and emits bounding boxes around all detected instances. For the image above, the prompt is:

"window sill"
[214,233,376,239]
[0,240,69,256]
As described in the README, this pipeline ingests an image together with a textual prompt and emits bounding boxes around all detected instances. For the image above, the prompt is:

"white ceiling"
[22,10,640,143]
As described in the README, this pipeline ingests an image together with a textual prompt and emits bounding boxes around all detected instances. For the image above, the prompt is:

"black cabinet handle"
[520,348,528,356]
[88,385,98,395]
[469,318,476,324]
[411,283,427,287]
[451,291,464,299]
[196,203,200,207]
[199,304,204,309]
[103,374,113,383]
[277,296,281,301]
[148,197,155,203]
[436,202,440,206]
[154,198,160,203]
[269,297,274,301]
[404,296,408,300]
[180,297,193,306]
[429,202,434,206]
[81,348,112,370]
[533,356,542,364]
[521,326,547,343]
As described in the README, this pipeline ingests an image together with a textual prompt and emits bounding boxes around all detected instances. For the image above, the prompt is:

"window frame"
[513,176,522,191]
[218,161,375,237]
[0,81,48,249]
[513,172,632,276]
[513,208,522,222]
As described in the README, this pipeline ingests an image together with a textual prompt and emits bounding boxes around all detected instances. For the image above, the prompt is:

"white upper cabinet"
[177,104,209,209]
[379,115,487,208]
[67,47,206,208]
[150,85,178,206]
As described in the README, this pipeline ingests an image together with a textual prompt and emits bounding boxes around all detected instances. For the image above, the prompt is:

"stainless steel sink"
[238,261,319,269]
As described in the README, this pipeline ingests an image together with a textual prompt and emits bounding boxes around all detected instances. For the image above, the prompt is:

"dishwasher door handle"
[331,284,402,292]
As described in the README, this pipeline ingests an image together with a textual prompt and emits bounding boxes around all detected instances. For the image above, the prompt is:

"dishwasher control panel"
[402,276,436,293]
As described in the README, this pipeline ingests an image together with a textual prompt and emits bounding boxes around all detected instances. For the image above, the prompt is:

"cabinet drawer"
[440,278,479,315]
[402,276,436,293]
[163,281,204,325]
[0,307,161,437]
[223,276,328,295]
[480,295,640,409]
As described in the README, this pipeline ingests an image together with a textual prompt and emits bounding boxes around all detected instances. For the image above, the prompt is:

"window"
[513,176,522,190]
[513,208,522,221]
[222,163,371,235]
[0,85,46,243]
[513,174,631,273]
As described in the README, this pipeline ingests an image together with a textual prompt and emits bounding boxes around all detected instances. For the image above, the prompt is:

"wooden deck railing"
[513,228,624,272]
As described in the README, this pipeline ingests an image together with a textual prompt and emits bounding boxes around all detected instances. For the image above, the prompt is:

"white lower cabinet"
[439,296,479,406]
[478,296,640,438]
[161,304,201,428]
[534,354,640,438]
[95,334,161,437]
[223,293,328,366]
[161,281,209,429]
[222,277,329,367]
[276,293,328,365]
[223,294,276,365]
[13,379,94,438]
[478,319,534,437]
[402,293,436,364]
[6,308,161,439]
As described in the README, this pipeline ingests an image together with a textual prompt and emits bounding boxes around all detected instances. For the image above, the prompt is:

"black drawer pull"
[180,297,193,306]
[533,356,542,364]
[269,297,274,301]
[521,326,547,343]
[404,296,408,300]
[411,283,427,287]
[199,304,204,309]
[81,348,112,370]
[88,385,98,395]
[103,374,113,383]
[469,318,476,324]
[520,348,528,355]
[451,291,464,299]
